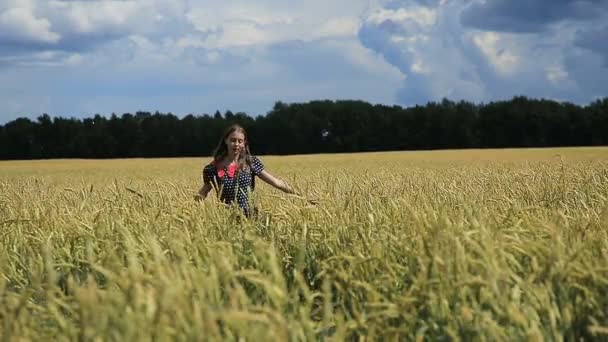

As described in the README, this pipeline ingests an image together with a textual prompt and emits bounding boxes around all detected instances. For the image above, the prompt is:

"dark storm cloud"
[460,0,607,33]
[575,24,608,67]
[358,20,412,74]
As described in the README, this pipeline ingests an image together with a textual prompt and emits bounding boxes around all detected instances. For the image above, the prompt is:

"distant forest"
[1,96,607,160]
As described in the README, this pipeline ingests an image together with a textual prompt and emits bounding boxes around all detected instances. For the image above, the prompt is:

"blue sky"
[0,0,606,123]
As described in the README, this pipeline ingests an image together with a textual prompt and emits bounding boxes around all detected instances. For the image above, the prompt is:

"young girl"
[195,124,296,217]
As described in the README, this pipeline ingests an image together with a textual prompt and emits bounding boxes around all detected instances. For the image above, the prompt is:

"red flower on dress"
[214,161,238,178]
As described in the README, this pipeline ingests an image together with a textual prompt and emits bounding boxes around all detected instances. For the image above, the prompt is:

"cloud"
[0,6,60,45]
[564,42,608,100]
[366,6,437,26]
[471,31,519,76]
[0,0,607,123]
[185,1,365,49]
[315,17,361,38]
[52,1,137,34]
[0,50,82,67]
[0,35,401,120]
[575,24,608,67]
[0,0,401,121]
[0,0,191,57]
[460,0,608,33]
[0,0,366,59]
[358,0,608,107]
[360,1,489,104]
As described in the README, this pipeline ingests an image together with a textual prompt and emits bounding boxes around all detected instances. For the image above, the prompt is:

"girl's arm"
[195,182,213,201]
[258,169,319,205]
[258,170,295,194]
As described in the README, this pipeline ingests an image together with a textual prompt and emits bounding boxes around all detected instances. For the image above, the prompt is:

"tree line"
[1,96,607,160]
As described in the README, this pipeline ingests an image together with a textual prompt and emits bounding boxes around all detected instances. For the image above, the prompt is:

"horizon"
[3,94,606,125]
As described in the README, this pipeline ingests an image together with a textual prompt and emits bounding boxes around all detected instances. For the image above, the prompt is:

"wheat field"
[1,147,608,341]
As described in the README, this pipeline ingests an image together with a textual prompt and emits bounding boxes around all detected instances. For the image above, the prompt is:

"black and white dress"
[203,156,264,216]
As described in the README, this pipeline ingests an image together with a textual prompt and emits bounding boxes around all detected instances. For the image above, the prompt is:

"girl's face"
[225,131,246,156]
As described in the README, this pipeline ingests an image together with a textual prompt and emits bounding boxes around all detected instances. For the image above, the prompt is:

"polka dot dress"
[203,156,264,216]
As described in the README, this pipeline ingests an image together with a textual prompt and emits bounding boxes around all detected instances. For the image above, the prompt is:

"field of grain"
[1,147,608,340]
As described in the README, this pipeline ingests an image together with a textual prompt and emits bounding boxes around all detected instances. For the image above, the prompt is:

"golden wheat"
[1,147,607,340]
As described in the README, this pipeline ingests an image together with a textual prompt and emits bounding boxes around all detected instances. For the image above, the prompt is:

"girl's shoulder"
[249,155,264,174]
[249,155,264,164]
[203,159,218,171]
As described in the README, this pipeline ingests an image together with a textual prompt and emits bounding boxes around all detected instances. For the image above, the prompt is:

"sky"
[0,0,607,123]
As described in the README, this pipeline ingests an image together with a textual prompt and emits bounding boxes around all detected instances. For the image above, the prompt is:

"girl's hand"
[195,183,212,202]
[258,170,294,194]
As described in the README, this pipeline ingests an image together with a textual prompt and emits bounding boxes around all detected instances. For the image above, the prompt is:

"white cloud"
[389,34,429,44]
[360,1,489,103]
[4,50,84,67]
[186,0,371,47]
[0,0,35,11]
[0,7,60,43]
[315,17,361,37]
[324,39,404,80]
[471,31,519,75]
[546,66,568,83]
[64,53,82,65]
[411,59,430,74]
[214,23,268,47]
[366,7,437,27]
[185,8,222,33]
[56,1,139,34]
[186,5,295,48]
